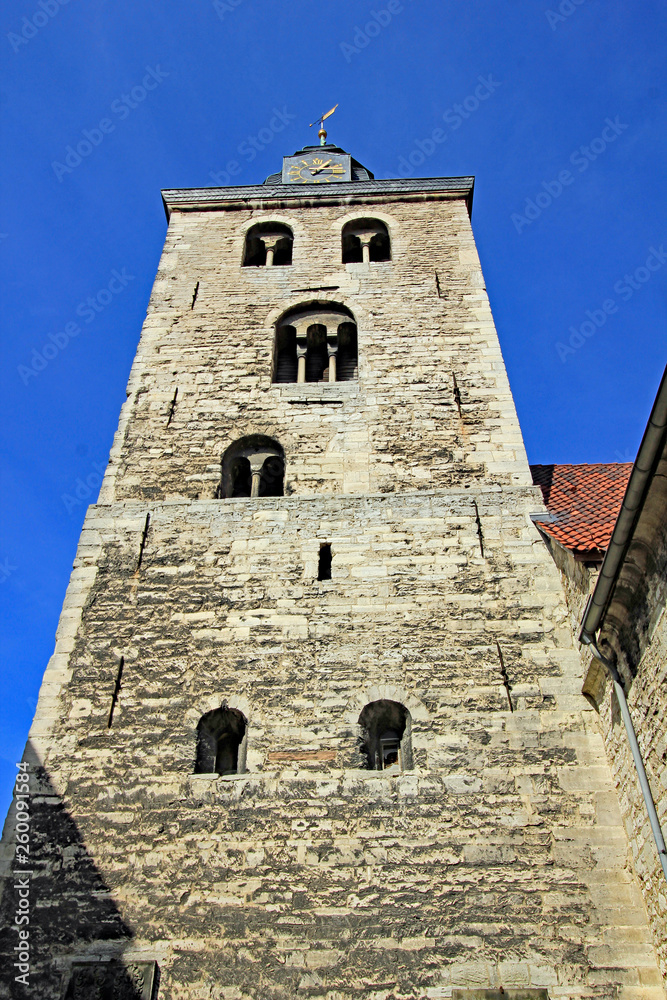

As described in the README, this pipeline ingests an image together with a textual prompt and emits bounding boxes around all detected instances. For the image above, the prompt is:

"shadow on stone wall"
[0,743,155,1000]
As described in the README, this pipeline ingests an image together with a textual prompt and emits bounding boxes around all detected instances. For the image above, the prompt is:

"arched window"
[195,705,247,775]
[273,304,358,384]
[342,218,391,264]
[243,222,293,267]
[358,700,412,772]
[219,436,284,498]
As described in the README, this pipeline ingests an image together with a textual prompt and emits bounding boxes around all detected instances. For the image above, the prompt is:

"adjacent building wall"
[582,442,667,980]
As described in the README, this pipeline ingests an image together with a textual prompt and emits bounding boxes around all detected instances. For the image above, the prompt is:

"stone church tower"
[1,138,665,999]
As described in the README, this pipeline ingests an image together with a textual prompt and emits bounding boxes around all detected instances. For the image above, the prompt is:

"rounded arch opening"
[358,699,412,772]
[342,218,391,263]
[219,435,285,499]
[272,302,358,384]
[243,222,293,267]
[195,704,247,775]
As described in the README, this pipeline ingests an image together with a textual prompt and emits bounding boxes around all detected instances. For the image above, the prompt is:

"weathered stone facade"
[1,164,664,998]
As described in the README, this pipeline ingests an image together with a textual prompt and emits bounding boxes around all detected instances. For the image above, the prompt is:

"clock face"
[282,153,352,184]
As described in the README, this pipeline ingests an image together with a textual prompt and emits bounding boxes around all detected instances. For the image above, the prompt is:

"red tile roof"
[530,463,632,558]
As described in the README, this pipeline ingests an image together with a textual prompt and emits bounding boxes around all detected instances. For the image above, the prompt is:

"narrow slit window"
[318,544,332,581]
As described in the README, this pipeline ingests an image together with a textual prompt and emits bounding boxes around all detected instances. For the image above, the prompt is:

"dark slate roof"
[531,463,633,557]
[162,175,475,218]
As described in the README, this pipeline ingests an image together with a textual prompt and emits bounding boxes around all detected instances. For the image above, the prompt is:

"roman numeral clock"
[282,150,352,184]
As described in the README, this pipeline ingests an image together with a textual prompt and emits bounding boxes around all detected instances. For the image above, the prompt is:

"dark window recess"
[64,960,159,1000]
[259,455,284,497]
[218,435,285,499]
[195,705,247,775]
[342,218,391,263]
[337,322,358,381]
[243,222,293,267]
[274,325,298,383]
[358,699,413,772]
[318,544,332,580]
[230,457,252,498]
[272,306,358,385]
[305,324,329,383]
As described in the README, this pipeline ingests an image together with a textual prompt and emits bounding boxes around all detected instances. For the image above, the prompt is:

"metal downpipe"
[582,636,667,883]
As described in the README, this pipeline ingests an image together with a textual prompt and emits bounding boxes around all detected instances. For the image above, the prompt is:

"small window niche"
[318,543,332,581]
[358,700,412,772]
[195,705,247,775]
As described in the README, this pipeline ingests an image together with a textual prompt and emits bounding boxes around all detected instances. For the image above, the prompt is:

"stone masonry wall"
[100,197,531,504]
[1,186,663,1000]
[1,491,663,999]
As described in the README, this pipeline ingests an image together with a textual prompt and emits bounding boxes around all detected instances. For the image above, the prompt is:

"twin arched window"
[242,218,390,267]
[193,699,413,775]
[218,436,284,499]
[341,218,391,263]
[273,304,358,384]
[243,222,293,267]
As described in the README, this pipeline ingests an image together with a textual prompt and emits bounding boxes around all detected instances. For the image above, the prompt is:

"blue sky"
[1,0,666,820]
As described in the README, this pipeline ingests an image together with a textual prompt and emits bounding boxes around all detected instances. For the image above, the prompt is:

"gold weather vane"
[309,104,338,146]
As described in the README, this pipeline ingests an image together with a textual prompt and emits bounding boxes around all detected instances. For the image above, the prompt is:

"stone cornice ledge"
[162,176,475,220]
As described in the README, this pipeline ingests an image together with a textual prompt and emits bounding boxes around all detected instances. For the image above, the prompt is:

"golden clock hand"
[309,159,333,174]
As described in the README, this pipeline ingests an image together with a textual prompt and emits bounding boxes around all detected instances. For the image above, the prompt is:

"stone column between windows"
[351,227,379,264]
[249,455,265,498]
[327,336,337,383]
[296,341,307,383]
[261,232,285,267]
